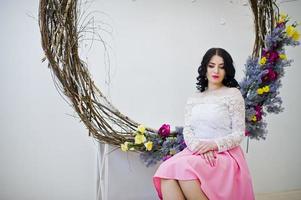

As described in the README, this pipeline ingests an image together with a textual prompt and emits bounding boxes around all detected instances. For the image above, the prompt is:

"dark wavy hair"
[196,47,240,92]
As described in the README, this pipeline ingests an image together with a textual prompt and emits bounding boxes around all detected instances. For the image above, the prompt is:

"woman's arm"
[213,88,245,152]
[182,97,201,151]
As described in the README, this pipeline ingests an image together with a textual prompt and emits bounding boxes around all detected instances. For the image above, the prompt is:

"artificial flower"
[278,13,287,23]
[144,141,153,151]
[257,88,264,95]
[262,68,278,82]
[279,54,287,60]
[137,124,146,134]
[259,57,267,65]
[135,133,146,144]
[245,130,251,136]
[268,51,280,64]
[267,69,277,81]
[251,115,257,122]
[255,105,263,121]
[286,25,300,41]
[121,142,129,152]
[263,85,270,93]
[158,123,171,137]
[169,149,177,155]
[292,31,300,41]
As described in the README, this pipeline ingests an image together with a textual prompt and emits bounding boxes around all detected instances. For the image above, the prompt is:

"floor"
[256,189,301,200]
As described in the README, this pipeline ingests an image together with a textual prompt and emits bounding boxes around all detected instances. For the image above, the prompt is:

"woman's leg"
[178,180,208,200]
[161,179,185,200]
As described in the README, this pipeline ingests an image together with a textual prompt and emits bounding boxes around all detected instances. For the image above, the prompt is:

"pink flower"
[268,51,279,64]
[158,124,171,137]
[268,68,277,81]
[245,130,251,136]
[262,68,278,82]
[262,50,280,64]
[255,105,262,121]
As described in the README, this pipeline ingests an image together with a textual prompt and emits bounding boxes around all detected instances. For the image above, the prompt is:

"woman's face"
[206,55,226,86]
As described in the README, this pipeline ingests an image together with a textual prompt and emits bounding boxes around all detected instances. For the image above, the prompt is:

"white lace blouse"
[183,87,245,153]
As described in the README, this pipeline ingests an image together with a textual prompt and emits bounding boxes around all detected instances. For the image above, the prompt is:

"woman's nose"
[214,67,219,73]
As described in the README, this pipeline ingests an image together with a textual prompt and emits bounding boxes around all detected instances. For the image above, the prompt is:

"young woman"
[153,48,255,200]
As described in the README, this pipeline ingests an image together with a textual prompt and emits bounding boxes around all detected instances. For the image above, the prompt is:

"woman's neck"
[207,84,225,91]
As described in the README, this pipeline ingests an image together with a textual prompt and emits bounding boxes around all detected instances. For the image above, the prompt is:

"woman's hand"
[201,151,216,167]
[193,140,218,154]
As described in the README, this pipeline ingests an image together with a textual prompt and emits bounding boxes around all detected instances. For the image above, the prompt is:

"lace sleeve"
[182,98,201,152]
[214,88,245,152]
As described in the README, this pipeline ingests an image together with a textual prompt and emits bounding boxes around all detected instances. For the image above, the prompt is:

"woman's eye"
[208,65,214,68]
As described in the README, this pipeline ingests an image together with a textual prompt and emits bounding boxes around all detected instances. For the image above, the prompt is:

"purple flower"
[158,124,170,137]
[276,22,285,28]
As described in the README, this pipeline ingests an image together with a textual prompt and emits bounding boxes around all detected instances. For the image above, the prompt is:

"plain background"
[1,0,300,199]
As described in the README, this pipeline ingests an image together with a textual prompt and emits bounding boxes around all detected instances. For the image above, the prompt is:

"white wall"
[0,0,300,199]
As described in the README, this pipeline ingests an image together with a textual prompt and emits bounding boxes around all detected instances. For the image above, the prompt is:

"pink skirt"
[153,146,254,200]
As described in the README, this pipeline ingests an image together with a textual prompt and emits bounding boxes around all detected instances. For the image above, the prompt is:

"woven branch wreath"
[39,0,300,166]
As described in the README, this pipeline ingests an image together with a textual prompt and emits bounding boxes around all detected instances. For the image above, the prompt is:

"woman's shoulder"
[225,87,245,103]
[226,87,241,95]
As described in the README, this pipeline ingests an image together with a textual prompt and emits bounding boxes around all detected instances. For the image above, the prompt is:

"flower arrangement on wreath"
[240,13,300,140]
[121,12,300,167]
[121,124,187,167]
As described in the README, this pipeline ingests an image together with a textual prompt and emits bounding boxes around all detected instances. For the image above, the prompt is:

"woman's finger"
[205,152,214,167]
[207,152,214,167]
[203,153,210,165]
[208,151,215,166]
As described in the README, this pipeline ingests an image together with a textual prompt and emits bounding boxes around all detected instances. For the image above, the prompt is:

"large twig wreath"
[38,0,299,163]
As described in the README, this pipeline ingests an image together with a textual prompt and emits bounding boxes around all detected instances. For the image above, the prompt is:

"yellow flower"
[257,88,264,95]
[292,30,300,41]
[278,13,287,23]
[263,86,270,93]
[137,124,146,134]
[251,115,257,122]
[169,149,177,155]
[259,57,267,65]
[279,54,287,60]
[129,147,135,151]
[286,25,294,37]
[144,141,153,151]
[280,13,287,19]
[121,142,129,152]
[286,25,300,41]
[135,134,146,144]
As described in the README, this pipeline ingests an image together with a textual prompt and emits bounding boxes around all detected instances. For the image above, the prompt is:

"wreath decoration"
[39,0,300,167]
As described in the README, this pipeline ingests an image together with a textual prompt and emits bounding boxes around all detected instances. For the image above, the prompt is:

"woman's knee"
[178,180,208,200]
[161,179,178,188]
[161,179,185,200]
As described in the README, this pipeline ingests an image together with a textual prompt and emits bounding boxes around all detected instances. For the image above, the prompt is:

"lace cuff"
[214,88,245,152]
